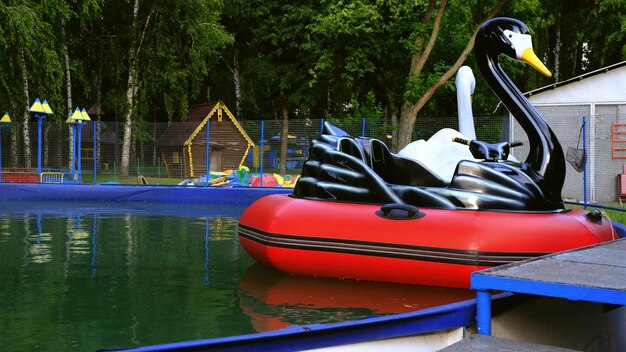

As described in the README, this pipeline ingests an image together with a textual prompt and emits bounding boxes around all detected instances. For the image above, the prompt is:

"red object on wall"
[2,168,39,183]
[618,165,626,205]
[612,123,626,159]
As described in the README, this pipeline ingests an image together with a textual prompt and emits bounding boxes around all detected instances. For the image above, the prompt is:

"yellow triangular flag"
[81,108,91,121]
[1,112,11,123]
[29,98,45,113]
[71,108,83,121]
[42,100,54,114]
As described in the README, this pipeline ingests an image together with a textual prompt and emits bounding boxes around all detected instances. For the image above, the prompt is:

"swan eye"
[503,29,532,60]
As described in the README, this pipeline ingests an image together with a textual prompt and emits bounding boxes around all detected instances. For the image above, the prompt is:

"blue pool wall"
[0,183,292,205]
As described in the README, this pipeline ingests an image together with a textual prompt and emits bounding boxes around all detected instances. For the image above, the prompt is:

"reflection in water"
[28,232,53,264]
[0,201,253,351]
[0,217,9,238]
[0,201,474,351]
[29,214,53,264]
[91,214,97,278]
[238,263,475,332]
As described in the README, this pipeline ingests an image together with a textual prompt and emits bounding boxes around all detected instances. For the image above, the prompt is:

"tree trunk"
[121,0,152,177]
[397,0,506,149]
[389,100,398,152]
[121,0,141,177]
[152,113,157,165]
[279,90,289,176]
[223,49,243,117]
[233,49,242,117]
[553,13,561,82]
[96,67,103,170]
[121,84,134,178]
[62,21,74,170]
[10,130,18,167]
[20,49,31,169]
[95,22,105,171]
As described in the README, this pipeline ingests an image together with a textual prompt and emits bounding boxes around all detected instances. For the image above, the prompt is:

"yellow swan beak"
[521,47,552,77]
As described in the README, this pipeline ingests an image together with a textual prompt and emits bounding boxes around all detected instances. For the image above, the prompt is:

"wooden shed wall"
[161,146,186,178]
[187,119,249,177]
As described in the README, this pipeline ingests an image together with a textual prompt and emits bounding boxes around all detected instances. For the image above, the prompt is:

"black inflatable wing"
[293,122,563,211]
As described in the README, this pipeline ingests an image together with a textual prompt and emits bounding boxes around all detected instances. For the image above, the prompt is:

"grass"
[566,202,626,224]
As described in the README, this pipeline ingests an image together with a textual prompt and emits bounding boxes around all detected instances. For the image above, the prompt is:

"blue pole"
[476,290,492,335]
[37,114,44,175]
[206,118,210,186]
[70,123,76,179]
[93,121,97,185]
[260,120,264,187]
[204,217,210,286]
[91,214,97,278]
[77,122,83,183]
[320,118,325,134]
[361,117,366,137]
[582,116,587,209]
[37,214,42,236]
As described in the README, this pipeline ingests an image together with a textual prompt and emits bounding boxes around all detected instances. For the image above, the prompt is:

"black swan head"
[475,17,565,208]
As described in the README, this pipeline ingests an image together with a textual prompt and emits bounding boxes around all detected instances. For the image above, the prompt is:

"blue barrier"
[0,183,291,205]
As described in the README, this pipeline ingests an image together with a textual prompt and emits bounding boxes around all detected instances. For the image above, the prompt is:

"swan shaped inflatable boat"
[238,18,616,288]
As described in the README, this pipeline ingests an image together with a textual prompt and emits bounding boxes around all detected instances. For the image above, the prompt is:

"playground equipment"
[29,98,54,176]
[65,108,92,183]
[19,99,92,184]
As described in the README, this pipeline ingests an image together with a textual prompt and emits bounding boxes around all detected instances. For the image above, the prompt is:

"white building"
[510,61,626,203]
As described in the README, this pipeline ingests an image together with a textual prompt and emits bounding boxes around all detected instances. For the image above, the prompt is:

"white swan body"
[398,128,475,182]
[456,66,476,140]
[398,66,478,182]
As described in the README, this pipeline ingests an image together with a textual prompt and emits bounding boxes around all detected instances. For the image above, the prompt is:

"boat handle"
[381,203,418,217]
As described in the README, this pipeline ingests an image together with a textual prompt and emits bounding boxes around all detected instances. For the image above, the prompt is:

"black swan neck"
[475,41,564,206]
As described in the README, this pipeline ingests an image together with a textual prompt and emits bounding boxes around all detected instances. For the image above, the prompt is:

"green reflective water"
[0,201,473,351]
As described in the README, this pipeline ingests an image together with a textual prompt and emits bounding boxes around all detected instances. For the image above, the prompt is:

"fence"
[0,114,620,205]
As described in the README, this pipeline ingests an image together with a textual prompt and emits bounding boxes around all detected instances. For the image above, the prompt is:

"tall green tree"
[242,1,317,174]
[0,0,63,168]
[102,0,231,177]
[397,0,507,149]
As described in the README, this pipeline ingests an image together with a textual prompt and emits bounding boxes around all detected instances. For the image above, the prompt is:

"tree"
[0,1,63,168]
[242,1,317,174]
[112,0,231,177]
[397,0,507,149]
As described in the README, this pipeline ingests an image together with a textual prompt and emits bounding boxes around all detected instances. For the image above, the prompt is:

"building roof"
[526,61,626,97]
[156,101,254,147]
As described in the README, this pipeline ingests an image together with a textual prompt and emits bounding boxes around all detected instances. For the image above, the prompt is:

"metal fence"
[0,113,620,205]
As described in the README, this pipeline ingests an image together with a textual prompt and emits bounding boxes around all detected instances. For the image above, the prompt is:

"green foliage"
[137,1,232,122]
[0,1,63,117]
[327,91,383,136]
[0,0,624,141]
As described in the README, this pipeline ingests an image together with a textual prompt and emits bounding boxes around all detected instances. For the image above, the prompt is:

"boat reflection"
[238,263,475,332]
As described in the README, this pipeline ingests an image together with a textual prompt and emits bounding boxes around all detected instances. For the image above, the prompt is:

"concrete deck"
[439,334,580,352]
[471,238,626,335]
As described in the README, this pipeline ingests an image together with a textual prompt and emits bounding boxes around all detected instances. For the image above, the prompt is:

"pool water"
[0,201,474,351]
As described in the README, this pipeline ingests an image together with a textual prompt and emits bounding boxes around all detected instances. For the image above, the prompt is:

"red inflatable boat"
[238,194,615,288]
[239,19,620,289]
